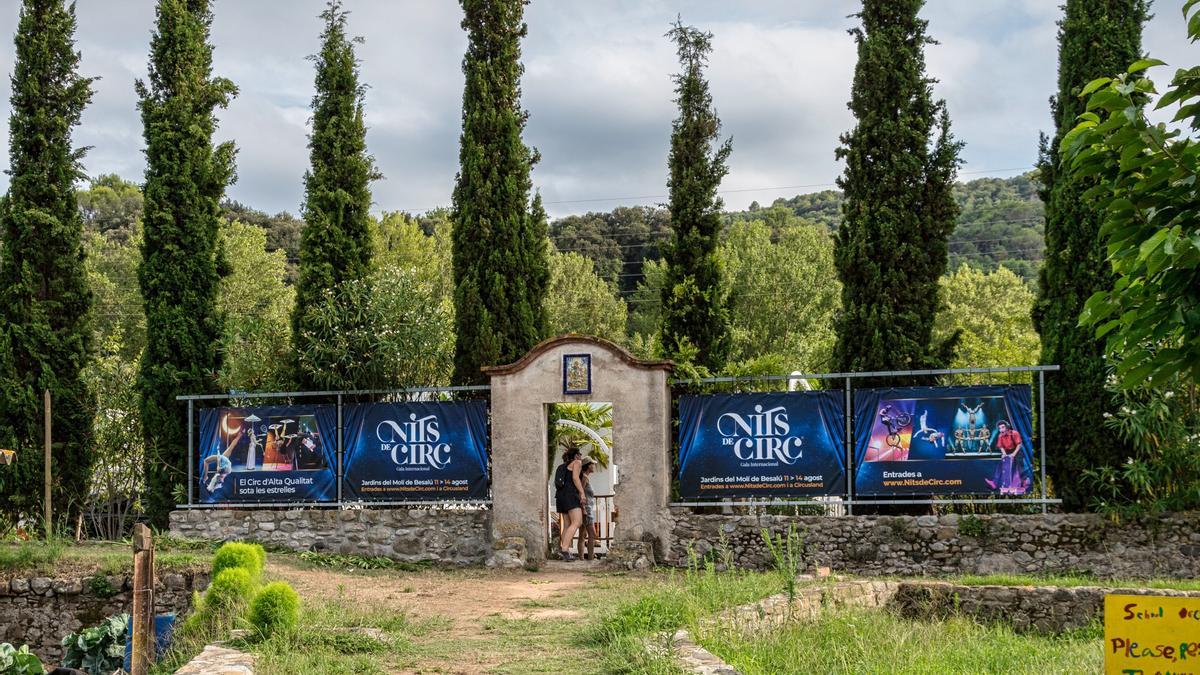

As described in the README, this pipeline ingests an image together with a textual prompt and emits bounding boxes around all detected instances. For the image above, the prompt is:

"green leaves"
[451,0,547,384]
[0,643,44,675]
[1065,10,1200,389]
[661,19,733,372]
[293,1,380,389]
[137,0,237,525]
[546,251,628,343]
[60,613,130,675]
[1081,76,1113,96]
[833,0,962,376]
[0,0,98,526]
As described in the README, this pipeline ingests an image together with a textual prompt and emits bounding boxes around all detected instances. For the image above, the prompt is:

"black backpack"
[554,462,570,492]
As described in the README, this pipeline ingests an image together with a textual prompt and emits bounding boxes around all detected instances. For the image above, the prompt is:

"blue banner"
[853,385,1035,496]
[197,405,337,503]
[677,391,846,499]
[342,401,490,501]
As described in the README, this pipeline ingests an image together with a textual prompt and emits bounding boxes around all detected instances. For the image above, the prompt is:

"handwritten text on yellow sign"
[1105,593,1200,674]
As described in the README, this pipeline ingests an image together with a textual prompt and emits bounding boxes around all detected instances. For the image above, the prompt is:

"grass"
[695,608,1103,675]
[234,601,436,675]
[0,539,211,577]
[0,538,65,572]
[570,554,800,675]
[951,573,1200,591]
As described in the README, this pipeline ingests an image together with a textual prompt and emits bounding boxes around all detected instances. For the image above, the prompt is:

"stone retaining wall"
[0,572,207,663]
[169,507,491,565]
[668,510,1200,578]
[892,582,1200,634]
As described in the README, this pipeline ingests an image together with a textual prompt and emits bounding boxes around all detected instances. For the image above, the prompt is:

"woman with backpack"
[554,448,585,561]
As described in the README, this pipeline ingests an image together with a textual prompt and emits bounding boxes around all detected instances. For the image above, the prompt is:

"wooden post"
[43,388,51,539]
[131,523,156,675]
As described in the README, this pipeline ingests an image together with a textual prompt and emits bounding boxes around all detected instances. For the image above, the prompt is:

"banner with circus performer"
[852,385,1034,496]
[197,405,338,503]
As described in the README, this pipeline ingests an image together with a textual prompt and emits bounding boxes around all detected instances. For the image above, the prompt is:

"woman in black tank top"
[554,448,585,561]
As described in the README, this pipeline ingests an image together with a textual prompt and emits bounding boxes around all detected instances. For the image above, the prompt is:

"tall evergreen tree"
[659,21,733,373]
[0,0,96,524]
[1033,0,1147,510]
[833,0,962,376]
[292,0,379,388]
[451,0,548,384]
[137,0,236,526]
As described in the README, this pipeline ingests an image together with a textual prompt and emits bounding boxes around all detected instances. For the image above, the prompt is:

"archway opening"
[546,402,616,560]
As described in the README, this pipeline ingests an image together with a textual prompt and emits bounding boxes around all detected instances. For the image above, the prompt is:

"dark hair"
[580,458,595,474]
[997,419,1010,429]
[561,448,581,464]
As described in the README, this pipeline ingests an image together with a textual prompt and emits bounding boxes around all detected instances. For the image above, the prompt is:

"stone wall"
[169,507,491,565]
[668,509,1200,578]
[0,571,207,663]
[891,581,1200,634]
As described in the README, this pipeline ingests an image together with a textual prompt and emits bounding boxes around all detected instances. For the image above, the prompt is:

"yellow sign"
[0,449,14,465]
[1105,593,1200,674]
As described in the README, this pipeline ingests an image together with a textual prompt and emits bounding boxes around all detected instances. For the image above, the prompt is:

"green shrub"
[248,582,301,636]
[60,613,128,675]
[212,542,264,579]
[87,576,119,599]
[958,515,990,539]
[204,567,256,615]
[0,643,44,674]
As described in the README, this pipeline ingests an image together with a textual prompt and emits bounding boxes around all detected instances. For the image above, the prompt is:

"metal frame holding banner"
[669,365,1060,513]
[178,384,492,508]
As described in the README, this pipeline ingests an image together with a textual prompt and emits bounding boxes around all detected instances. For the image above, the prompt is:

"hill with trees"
[546,173,1043,301]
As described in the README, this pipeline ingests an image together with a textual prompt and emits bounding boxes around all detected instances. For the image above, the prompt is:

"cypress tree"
[833,0,962,376]
[0,0,96,524]
[137,0,236,526]
[1033,0,1147,510]
[292,0,380,389]
[451,0,548,385]
[660,21,733,373]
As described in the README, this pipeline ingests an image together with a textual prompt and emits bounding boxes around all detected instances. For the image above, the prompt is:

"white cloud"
[0,1,1194,218]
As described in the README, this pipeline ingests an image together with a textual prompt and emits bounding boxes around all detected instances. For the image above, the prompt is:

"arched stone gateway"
[483,335,674,567]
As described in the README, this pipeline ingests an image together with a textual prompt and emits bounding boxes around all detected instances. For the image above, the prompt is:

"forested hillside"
[547,172,1044,295]
[740,172,1044,280]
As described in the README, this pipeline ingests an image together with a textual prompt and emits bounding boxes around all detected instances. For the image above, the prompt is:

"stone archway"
[484,335,674,565]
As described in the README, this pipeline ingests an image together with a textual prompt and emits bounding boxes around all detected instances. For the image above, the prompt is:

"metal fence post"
[187,399,194,507]
[1039,370,1047,514]
[337,394,343,506]
[845,376,853,517]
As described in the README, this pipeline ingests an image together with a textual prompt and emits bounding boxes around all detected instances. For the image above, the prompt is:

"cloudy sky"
[0,1,1194,218]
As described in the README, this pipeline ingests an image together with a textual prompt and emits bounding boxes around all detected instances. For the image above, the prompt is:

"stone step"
[542,558,605,572]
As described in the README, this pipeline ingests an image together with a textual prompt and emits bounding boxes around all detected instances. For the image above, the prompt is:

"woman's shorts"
[556,491,582,514]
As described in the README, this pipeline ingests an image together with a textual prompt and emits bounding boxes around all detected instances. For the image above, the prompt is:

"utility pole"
[43,388,51,539]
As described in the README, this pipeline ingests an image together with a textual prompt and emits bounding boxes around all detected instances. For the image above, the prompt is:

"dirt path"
[271,561,591,635]
[267,559,638,674]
